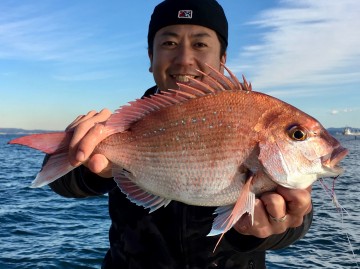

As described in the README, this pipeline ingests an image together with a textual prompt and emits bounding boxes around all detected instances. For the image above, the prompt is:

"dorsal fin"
[105,64,250,134]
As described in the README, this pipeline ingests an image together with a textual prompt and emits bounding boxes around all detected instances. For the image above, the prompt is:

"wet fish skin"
[8,64,348,243]
[98,83,346,204]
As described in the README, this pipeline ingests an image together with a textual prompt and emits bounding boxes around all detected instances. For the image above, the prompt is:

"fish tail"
[8,132,72,154]
[8,132,75,188]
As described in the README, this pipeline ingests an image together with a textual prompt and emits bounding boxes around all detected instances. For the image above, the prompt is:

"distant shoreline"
[0,128,60,135]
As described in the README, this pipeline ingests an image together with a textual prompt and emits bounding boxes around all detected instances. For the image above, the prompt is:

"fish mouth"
[321,145,348,175]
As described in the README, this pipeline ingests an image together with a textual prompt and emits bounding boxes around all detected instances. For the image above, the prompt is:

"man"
[50,0,313,268]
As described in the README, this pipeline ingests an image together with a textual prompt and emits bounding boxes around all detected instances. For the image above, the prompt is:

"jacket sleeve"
[223,207,313,252]
[49,165,116,198]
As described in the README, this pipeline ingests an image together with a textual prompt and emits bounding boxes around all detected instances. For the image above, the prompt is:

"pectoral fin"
[209,176,255,251]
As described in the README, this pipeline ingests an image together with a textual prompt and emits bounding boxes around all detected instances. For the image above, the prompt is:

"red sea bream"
[9,64,348,247]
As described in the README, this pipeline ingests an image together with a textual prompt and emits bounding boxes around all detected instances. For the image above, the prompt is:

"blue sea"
[1,134,359,268]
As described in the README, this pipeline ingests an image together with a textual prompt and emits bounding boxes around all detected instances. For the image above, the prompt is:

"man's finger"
[68,109,112,165]
[87,154,111,177]
[260,192,287,220]
[276,186,312,216]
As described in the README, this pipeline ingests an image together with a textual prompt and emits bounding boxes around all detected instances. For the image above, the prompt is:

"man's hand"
[234,186,312,237]
[66,109,113,178]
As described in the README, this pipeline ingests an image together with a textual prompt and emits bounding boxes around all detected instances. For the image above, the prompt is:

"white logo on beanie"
[178,10,193,19]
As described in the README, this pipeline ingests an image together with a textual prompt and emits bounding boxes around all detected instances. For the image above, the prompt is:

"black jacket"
[48,86,313,269]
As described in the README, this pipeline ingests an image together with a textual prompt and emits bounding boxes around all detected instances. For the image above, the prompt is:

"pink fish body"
[9,65,348,245]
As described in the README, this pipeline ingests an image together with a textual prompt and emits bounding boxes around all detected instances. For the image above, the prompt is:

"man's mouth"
[171,75,199,83]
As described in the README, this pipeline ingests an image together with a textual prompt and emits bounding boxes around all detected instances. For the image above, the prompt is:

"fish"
[9,64,348,249]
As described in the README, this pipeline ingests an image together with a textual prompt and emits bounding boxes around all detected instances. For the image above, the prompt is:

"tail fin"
[8,132,72,154]
[8,132,76,187]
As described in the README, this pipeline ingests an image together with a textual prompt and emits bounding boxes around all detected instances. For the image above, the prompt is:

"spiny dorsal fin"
[105,64,251,134]
[182,63,251,94]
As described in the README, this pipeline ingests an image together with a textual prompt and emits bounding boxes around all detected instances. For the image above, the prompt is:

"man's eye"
[194,42,208,48]
[162,41,177,47]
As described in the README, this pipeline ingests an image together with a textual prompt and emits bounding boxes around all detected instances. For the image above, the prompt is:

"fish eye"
[288,126,307,141]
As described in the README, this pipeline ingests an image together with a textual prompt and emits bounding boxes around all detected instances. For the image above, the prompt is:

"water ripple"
[1,135,359,268]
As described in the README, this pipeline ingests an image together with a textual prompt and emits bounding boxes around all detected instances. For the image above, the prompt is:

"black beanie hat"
[148,0,228,48]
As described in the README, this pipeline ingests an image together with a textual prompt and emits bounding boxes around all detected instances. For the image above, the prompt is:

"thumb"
[86,154,112,178]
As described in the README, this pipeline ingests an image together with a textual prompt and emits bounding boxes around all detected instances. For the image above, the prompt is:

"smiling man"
[150,24,225,89]
[49,0,313,268]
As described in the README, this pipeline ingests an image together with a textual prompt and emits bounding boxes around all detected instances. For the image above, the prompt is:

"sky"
[1,0,359,130]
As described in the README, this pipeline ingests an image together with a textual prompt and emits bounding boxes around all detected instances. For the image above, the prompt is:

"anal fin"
[113,168,171,213]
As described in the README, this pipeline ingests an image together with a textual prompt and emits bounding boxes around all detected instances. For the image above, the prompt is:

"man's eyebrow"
[192,32,212,38]
[159,31,179,38]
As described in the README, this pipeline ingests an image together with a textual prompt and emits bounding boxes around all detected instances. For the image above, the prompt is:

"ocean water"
[0,134,359,269]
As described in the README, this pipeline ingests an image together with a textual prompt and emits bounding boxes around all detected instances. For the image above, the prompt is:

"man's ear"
[221,52,227,65]
[220,52,227,73]
[148,49,153,73]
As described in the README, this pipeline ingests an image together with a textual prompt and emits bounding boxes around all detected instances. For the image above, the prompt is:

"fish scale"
[97,91,258,206]
[8,64,348,248]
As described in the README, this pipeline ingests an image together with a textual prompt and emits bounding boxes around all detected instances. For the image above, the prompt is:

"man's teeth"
[173,75,196,82]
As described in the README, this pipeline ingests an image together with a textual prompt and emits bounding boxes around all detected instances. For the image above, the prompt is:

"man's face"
[149,24,226,92]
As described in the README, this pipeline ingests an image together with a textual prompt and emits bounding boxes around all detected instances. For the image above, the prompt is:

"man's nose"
[173,44,194,66]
